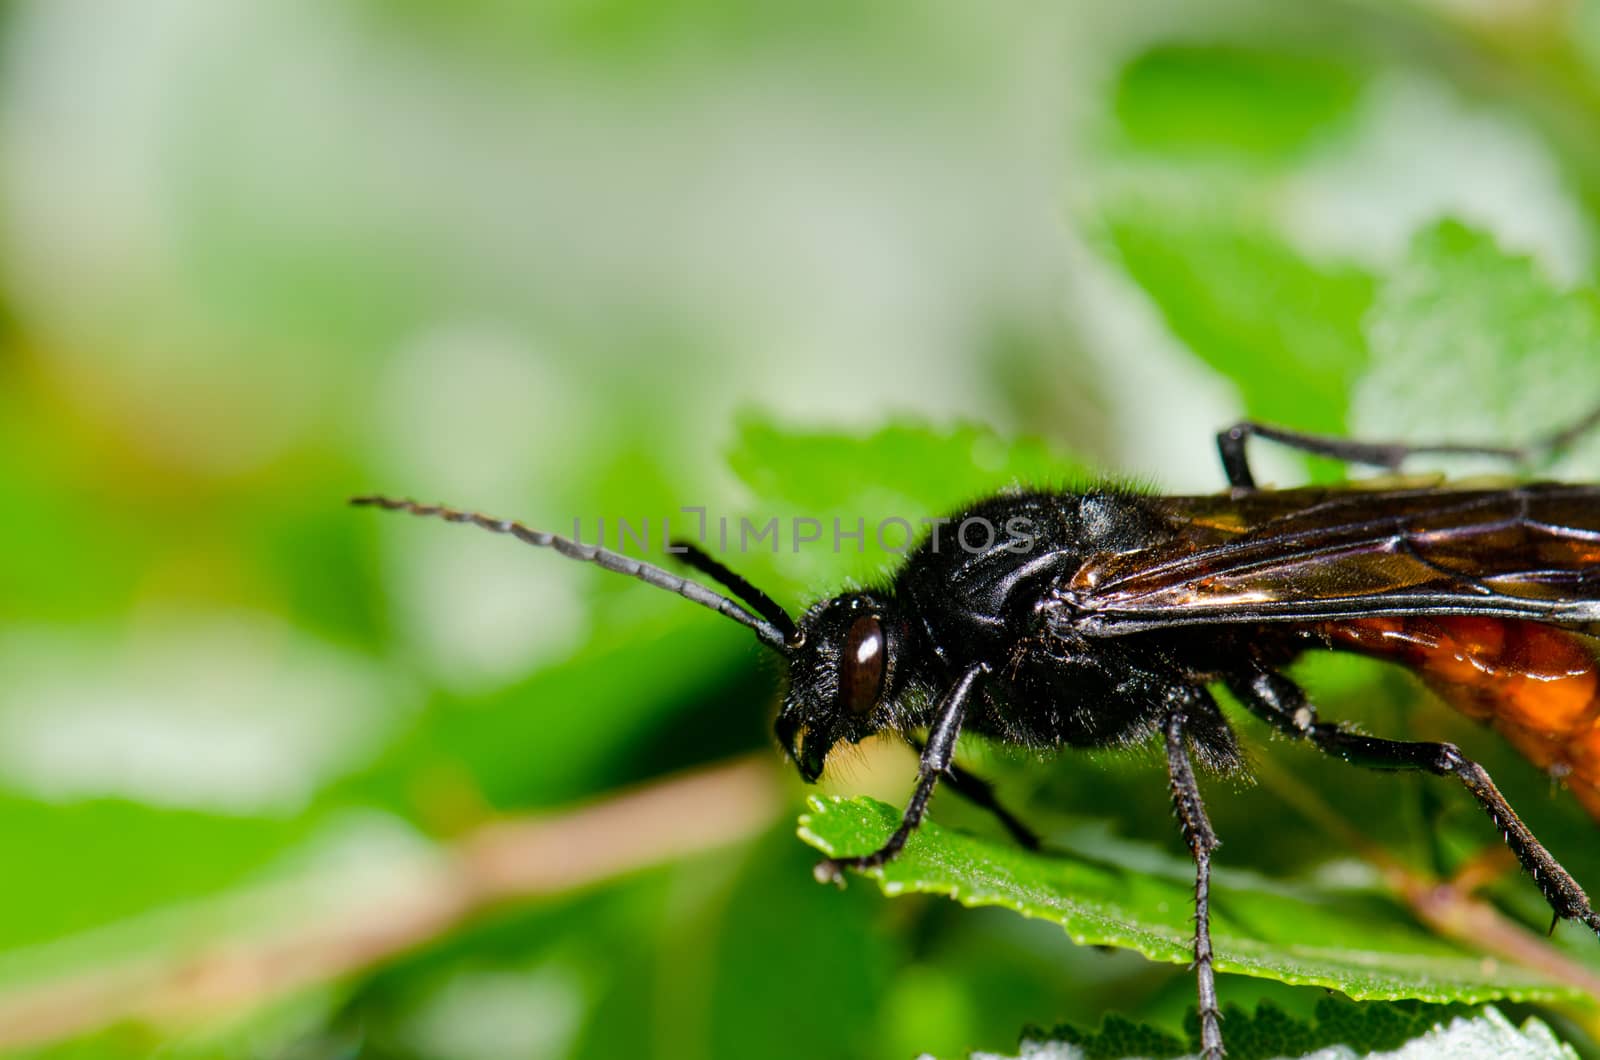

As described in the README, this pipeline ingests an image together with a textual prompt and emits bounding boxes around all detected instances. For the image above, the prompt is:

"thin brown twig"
[0,755,784,1052]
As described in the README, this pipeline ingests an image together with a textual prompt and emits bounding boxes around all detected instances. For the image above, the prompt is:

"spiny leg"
[1229,668,1600,936]
[814,663,988,884]
[906,735,1040,850]
[1214,400,1600,490]
[1164,704,1225,1060]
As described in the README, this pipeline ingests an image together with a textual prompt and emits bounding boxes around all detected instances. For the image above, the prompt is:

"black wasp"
[355,410,1600,1060]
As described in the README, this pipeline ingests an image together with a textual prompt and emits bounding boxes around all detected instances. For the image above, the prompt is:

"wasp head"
[774,591,917,783]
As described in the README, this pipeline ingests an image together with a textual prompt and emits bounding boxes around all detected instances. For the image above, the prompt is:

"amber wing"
[1066,483,1600,636]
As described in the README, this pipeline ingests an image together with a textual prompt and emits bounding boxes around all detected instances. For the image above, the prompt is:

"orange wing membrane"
[1325,616,1600,821]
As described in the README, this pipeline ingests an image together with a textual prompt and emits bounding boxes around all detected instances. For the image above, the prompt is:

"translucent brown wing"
[1066,483,1600,636]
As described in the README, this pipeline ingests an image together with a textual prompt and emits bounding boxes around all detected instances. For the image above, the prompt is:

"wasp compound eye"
[840,614,886,714]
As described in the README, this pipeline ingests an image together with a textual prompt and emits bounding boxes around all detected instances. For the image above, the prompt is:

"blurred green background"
[7,1,1600,1057]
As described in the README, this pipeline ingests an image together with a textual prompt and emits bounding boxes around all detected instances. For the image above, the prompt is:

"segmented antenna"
[351,496,793,651]
[669,540,800,646]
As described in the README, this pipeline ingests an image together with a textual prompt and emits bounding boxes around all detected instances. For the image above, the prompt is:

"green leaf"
[0,795,308,957]
[797,796,1585,1006]
[360,615,759,811]
[726,418,1090,590]
[701,829,894,1060]
[1018,1010,1186,1060]
[1105,216,1375,434]
[729,418,1089,518]
[1356,220,1600,476]
[987,1001,1577,1060]
[1113,44,1364,161]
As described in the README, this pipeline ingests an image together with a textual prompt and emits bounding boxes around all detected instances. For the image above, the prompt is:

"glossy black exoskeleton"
[356,410,1600,1060]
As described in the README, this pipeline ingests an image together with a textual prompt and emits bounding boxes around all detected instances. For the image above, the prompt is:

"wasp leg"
[1539,402,1600,456]
[1214,402,1600,491]
[814,663,988,884]
[1214,422,1520,491]
[905,735,1041,850]
[1229,668,1600,937]
[1164,703,1225,1060]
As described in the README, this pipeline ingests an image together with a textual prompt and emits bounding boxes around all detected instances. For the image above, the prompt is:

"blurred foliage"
[1013,1001,1579,1060]
[1104,214,1376,435]
[1357,220,1600,470]
[6,2,1600,1060]
[1112,44,1366,161]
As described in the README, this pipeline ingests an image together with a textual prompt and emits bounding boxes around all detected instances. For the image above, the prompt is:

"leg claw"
[813,858,848,887]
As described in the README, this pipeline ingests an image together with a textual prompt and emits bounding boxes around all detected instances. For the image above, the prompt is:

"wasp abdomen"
[1325,616,1600,820]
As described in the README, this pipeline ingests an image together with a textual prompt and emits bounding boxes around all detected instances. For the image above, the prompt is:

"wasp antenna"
[668,539,800,647]
[350,495,792,651]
